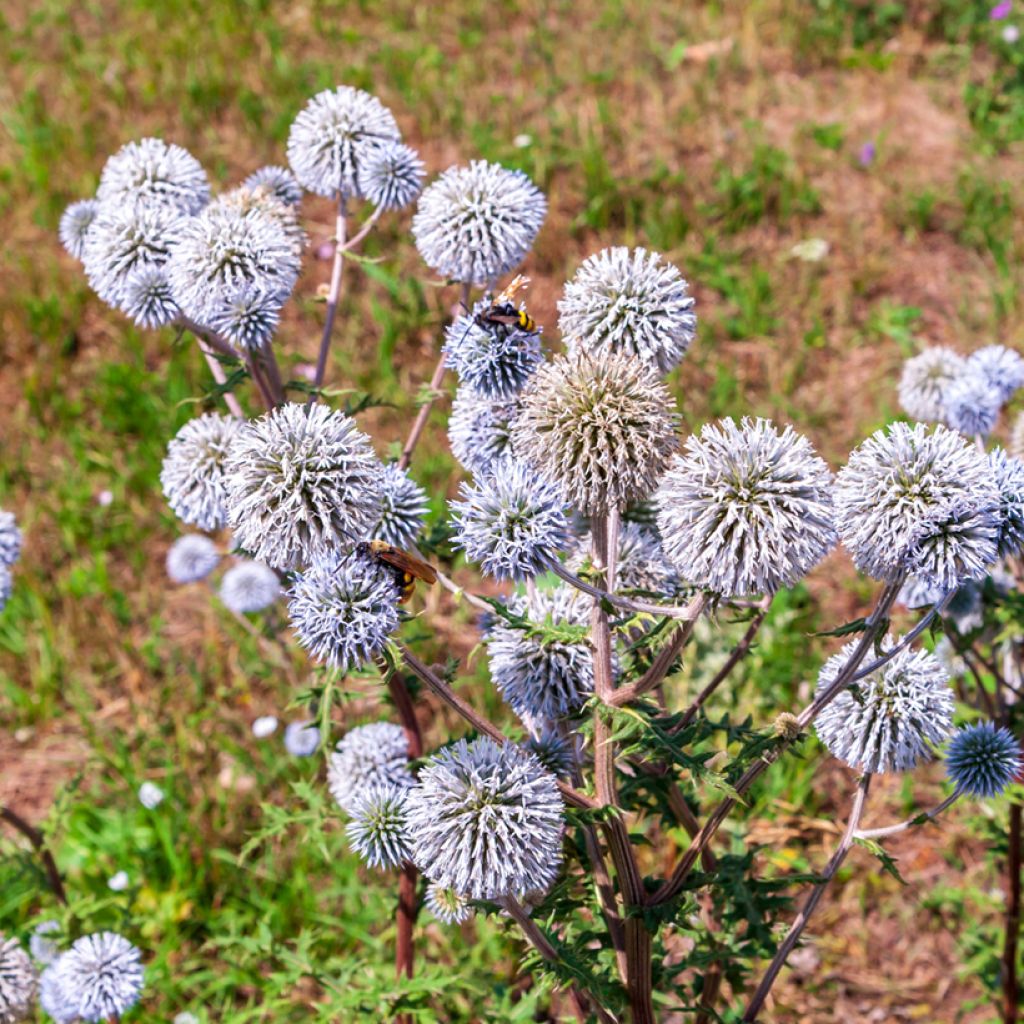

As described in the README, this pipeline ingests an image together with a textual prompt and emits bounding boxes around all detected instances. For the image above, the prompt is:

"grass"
[1,0,1023,1020]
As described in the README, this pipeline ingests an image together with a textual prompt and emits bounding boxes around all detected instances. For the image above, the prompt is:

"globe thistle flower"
[219,561,280,613]
[223,402,384,570]
[443,303,543,399]
[165,535,220,584]
[119,267,179,328]
[218,185,307,258]
[39,964,77,1024]
[0,567,12,613]
[252,715,278,738]
[107,871,129,892]
[243,165,304,207]
[54,932,143,1023]
[345,783,413,869]
[371,465,429,548]
[448,387,520,477]
[138,782,164,809]
[968,344,1024,404]
[990,447,1024,559]
[656,418,835,598]
[0,511,22,568]
[161,412,246,531]
[59,199,99,260]
[897,575,986,633]
[524,726,576,778]
[514,351,678,515]
[945,722,1022,797]
[81,204,184,308]
[405,736,564,900]
[288,554,400,670]
[813,638,955,773]
[286,86,401,199]
[96,137,209,215]
[356,141,425,211]
[943,371,1002,438]
[327,721,415,813]
[450,459,570,581]
[204,284,283,352]
[897,347,967,423]
[568,521,676,594]
[424,882,474,925]
[0,935,36,1023]
[283,720,320,758]
[413,161,546,285]
[29,921,61,967]
[558,247,697,375]
[834,422,1002,590]
[484,587,594,721]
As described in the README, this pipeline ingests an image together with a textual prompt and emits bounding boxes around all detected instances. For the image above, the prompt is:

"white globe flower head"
[107,871,130,892]
[814,638,954,773]
[29,921,61,967]
[39,963,77,1024]
[96,137,210,215]
[328,721,415,814]
[356,141,425,211]
[897,347,967,423]
[569,521,677,595]
[59,199,100,260]
[448,387,520,478]
[252,715,279,739]
[0,934,36,1024]
[371,465,429,549]
[204,284,285,353]
[54,932,144,1023]
[165,535,221,584]
[413,161,546,285]
[120,267,179,329]
[243,165,304,207]
[968,344,1024,404]
[990,447,1024,559]
[558,247,697,375]
[943,371,1002,438]
[345,783,414,869]
[283,720,321,758]
[424,881,475,925]
[0,510,22,568]
[0,566,12,614]
[219,561,280,613]
[138,782,165,809]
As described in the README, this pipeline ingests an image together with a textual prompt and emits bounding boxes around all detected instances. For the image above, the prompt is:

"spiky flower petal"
[424,882,474,924]
[345,783,413,869]
[96,137,209,215]
[219,561,280,613]
[0,511,22,569]
[413,161,546,285]
[287,86,401,199]
[946,722,1022,797]
[990,447,1024,559]
[120,268,179,328]
[558,247,697,374]
[328,721,415,814]
[165,535,220,584]
[356,141,425,211]
[371,465,429,548]
[0,935,36,1024]
[283,720,320,758]
[814,639,954,773]
[943,371,1001,438]
[444,303,543,399]
[223,403,383,570]
[834,422,1002,590]
[406,736,564,900]
[448,388,520,477]
[243,165,304,207]
[55,932,143,1023]
[968,345,1024,404]
[59,199,99,260]
[204,284,284,351]
[898,347,967,423]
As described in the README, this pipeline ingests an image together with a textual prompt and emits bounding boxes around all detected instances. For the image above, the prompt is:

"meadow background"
[1,0,1023,1020]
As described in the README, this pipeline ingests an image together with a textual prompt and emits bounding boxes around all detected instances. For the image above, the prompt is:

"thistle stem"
[0,805,67,905]
[853,789,961,840]
[309,194,347,402]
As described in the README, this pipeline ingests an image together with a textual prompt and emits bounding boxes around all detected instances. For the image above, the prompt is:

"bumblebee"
[476,274,537,333]
[357,539,438,604]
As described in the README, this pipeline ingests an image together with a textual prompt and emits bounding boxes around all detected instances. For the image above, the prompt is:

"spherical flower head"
[0,566,12,613]
[943,371,1001,438]
[990,447,1024,559]
[161,412,246,531]
[219,560,280,613]
[656,417,836,598]
[945,722,1022,797]
[898,347,967,423]
[56,932,143,1023]
[569,521,676,594]
[968,344,1024,404]
[327,721,415,813]
[813,638,954,773]
[513,351,678,515]
[406,736,564,900]
[372,465,429,548]
[287,86,401,198]
[138,781,164,809]
[120,267,179,328]
[252,715,278,738]
[558,247,696,375]
[0,511,22,568]
[29,921,61,967]
[413,161,546,285]
[97,137,209,215]
[444,303,543,399]
[288,555,400,671]
[356,141,425,211]
[448,387,520,477]
[223,403,384,570]
[165,534,220,584]
[204,284,283,352]
[243,165,304,207]
[59,199,99,260]
[524,726,576,778]
[834,422,1002,590]
[81,204,184,308]
[219,185,306,258]
[345,783,413,869]
[897,575,987,633]
[424,881,474,925]
[0,935,36,1024]
[284,720,320,758]
[39,964,77,1024]
[485,587,594,721]
[450,459,569,581]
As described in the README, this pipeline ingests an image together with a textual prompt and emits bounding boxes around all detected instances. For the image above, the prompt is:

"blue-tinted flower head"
[814,638,954,773]
[165,534,220,584]
[834,422,1002,590]
[161,412,246,531]
[371,465,429,548]
[205,284,284,351]
[29,921,61,967]
[243,165,304,207]
[946,722,1021,797]
[413,161,546,285]
[223,402,384,570]
[558,247,697,375]
[525,726,576,778]
[59,199,99,260]
[328,721,414,813]
[569,521,676,594]
[448,387,520,477]
[0,566,12,613]
[219,184,306,257]
[96,137,210,215]
[424,882,474,924]
[55,931,144,1023]
[120,267,179,328]
[284,720,321,758]
[219,560,280,613]
[356,141,425,211]
[0,934,36,1023]
[897,575,985,633]
[0,510,22,569]
[39,964,77,1024]
[969,344,1024,404]
[943,371,1001,438]
[990,447,1024,559]
[450,459,569,581]
[405,736,564,900]
[288,555,400,670]
[138,781,164,809]
[287,86,401,198]
[898,347,967,423]
[444,301,543,399]
[345,783,413,869]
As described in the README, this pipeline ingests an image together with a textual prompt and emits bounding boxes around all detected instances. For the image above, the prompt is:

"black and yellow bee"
[357,539,438,604]
[477,274,537,333]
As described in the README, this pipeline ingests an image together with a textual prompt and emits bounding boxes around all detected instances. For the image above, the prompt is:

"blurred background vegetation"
[1,0,1023,1020]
